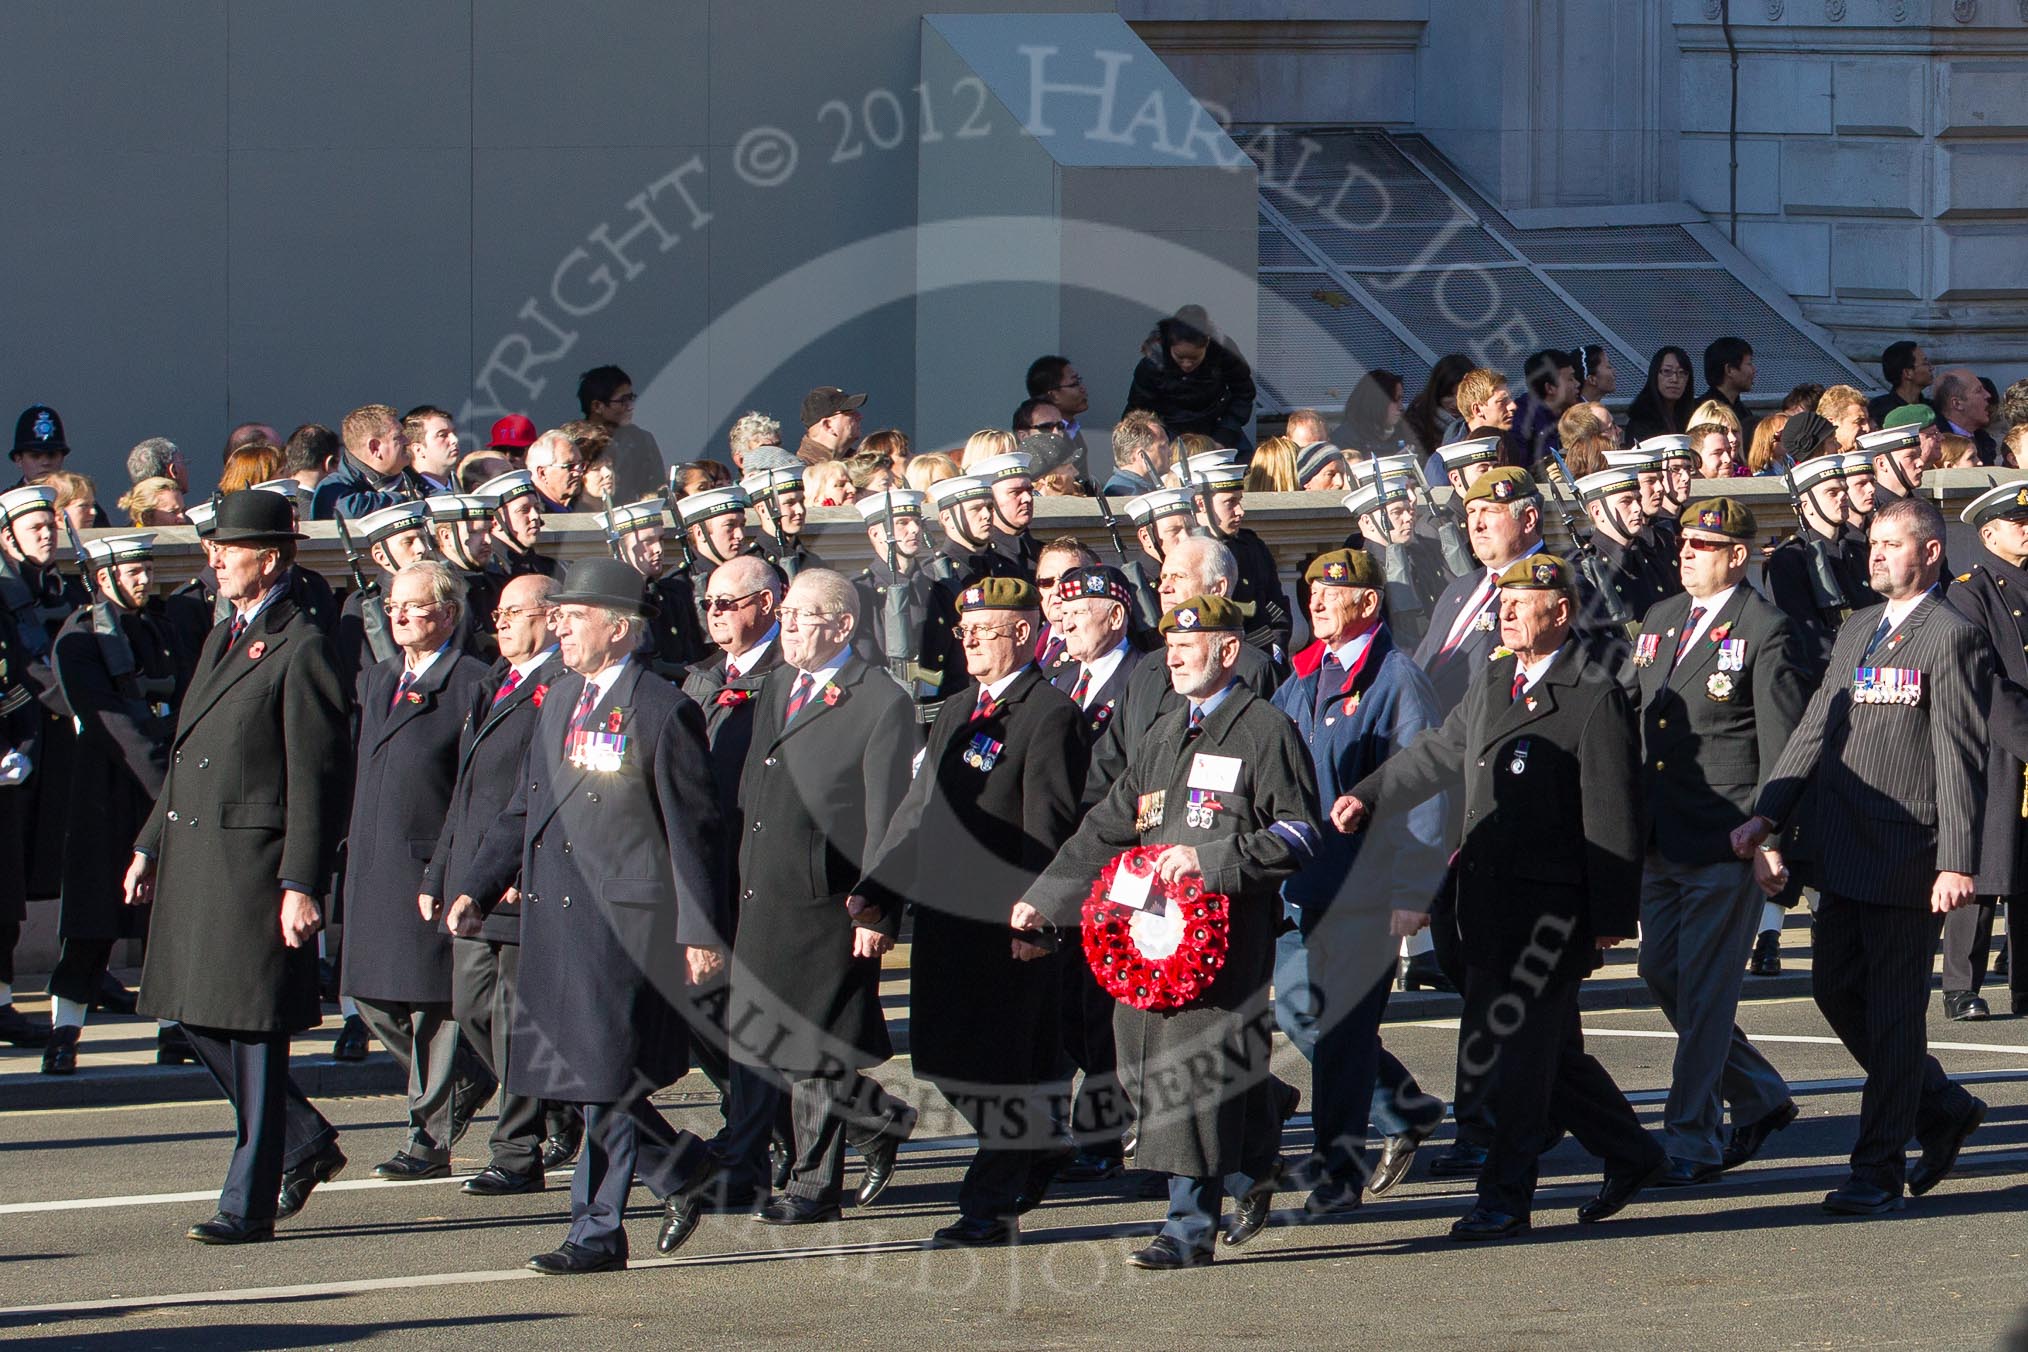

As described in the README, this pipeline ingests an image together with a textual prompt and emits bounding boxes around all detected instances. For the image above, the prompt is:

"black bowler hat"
[551,557,657,617]
[12,405,68,458]
[210,489,306,543]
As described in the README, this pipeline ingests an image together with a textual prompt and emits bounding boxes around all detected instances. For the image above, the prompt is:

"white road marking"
[1407,1019,2028,1057]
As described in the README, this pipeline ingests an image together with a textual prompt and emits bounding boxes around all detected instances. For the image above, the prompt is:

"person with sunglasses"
[1026,354,1091,463]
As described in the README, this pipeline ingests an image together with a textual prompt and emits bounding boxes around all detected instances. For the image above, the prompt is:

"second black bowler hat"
[551,557,657,617]
[210,489,305,543]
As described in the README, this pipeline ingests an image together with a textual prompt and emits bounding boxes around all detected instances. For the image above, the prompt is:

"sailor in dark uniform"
[850,488,959,711]
[970,451,1044,581]
[1179,451,1293,666]
[1575,466,1679,619]
[334,500,434,695]
[1765,456,1875,678]
[1343,476,1449,650]
[925,474,1008,586]
[602,497,704,674]
[481,469,558,580]
[1124,487,1196,613]
[675,484,768,654]
[742,464,823,579]
[426,493,506,660]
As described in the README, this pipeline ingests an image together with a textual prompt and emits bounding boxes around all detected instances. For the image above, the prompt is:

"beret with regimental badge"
[1680,496,1756,541]
[957,576,1040,613]
[1304,548,1382,590]
[1496,552,1574,592]
[1159,593,1245,634]
[1462,465,1539,506]
[1055,565,1132,608]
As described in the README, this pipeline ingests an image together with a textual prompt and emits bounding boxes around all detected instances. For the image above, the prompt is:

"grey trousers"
[451,938,547,1177]
[353,997,459,1165]
[784,1072,915,1205]
[1637,853,1791,1164]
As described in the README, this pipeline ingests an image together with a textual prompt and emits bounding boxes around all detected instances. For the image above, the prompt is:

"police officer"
[1016,593,1324,1268]
[742,460,823,578]
[1180,451,1293,665]
[1938,482,2028,1019]
[1633,499,1808,1182]
[854,577,1089,1249]
[481,469,558,580]
[602,498,704,671]
[125,489,352,1244]
[41,533,202,1072]
[422,571,572,1194]
[426,493,505,658]
[1270,551,1449,1213]
[1339,554,1665,1241]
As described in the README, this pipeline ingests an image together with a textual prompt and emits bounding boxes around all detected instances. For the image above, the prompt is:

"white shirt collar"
[509,646,556,683]
[1882,590,1929,631]
[727,627,778,679]
[1681,586,1738,649]
[579,655,633,706]
[794,647,851,693]
[1486,538,1547,586]
[1075,638,1131,706]
[234,582,288,626]
[1515,640,1568,694]
[403,638,454,679]
[982,663,1029,701]
[1327,627,1378,672]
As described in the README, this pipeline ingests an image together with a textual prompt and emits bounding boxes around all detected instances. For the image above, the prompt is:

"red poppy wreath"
[1082,846,1231,1011]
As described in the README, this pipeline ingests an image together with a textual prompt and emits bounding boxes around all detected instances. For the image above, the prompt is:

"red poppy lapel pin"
[1708,622,1732,645]
[246,641,266,661]
[404,691,423,705]
[822,684,842,707]
[530,684,548,707]
[716,688,754,707]
[605,708,624,733]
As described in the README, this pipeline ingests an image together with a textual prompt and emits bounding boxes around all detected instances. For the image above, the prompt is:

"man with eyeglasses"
[426,494,504,660]
[526,430,586,515]
[1026,354,1091,462]
[1633,499,1806,1186]
[480,469,558,580]
[422,573,577,1197]
[691,568,918,1225]
[578,364,666,501]
[1012,396,1067,440]
[1033,538,1099,681]
[340,560,492,1186]
[853,577,1090,1249]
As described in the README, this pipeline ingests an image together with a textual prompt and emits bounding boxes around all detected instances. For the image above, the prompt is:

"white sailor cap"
[425,493,496,523]
[1347,453,1421,486]
[1124,487,1196,525]
[925,475,994,511]
[600,498,669,537]
[1962,479,2028,526]
[251,478,306,507]
[1436,436,1503,470]
[1342,481,1410,518]
[1787,456,1845,493]
[673,485,751,527]
[1856,425,1921,457]
[855,489,926,523]
[1179,452,1245,489]
[0,484,56,527]
[185,500,218,537]
[355,501,431,545]
[1575,467,1642,502]
[971,452,1036,484]
[1637,433,1699,463]
[475,469,536,505]
[740,467,804,501]
[1604,448,1665,474]
[1831,452,1877,479]
[82,532,156,568]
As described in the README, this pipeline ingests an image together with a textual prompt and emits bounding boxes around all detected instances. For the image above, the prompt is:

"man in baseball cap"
[797,387,865,465]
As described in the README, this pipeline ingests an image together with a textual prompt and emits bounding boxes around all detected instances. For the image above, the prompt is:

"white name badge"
[1187,753,1242,793]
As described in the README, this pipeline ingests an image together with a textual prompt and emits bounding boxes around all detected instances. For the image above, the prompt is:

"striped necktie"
[390,669,417,712]
[492,668,522,705]
[785,672,815,722]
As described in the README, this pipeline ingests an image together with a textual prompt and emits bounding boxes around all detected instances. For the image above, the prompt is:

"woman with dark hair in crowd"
[1122,303,1257,455]
[1625,345,1697,443]
[1400,353,1475,456]
[1333,369,1412,458]
[1575,344,1617,404]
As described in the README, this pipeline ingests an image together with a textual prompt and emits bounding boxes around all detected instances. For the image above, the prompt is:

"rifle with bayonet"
[1540,444,1636,628]
[1403,456,1476,579]
[757,488,803,580]
[64,518,164,709]
[335,515,399,664]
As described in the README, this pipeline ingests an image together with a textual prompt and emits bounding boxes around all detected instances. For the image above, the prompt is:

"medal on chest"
[1715,637,1747,672]
[962,732,1003,771]
[1853,665,1923,707]
[1135,789,1166,832]
[1632,633,1660,667]
[1507,738,1531,776]
[567,729,629,772]
[1185,788,1226,830]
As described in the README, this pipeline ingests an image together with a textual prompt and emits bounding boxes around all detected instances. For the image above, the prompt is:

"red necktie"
[1673,606,1706,668]
[785,672,815,722]
[492,668,522,705]
[1510,671,1525,702]
[1069,668,1091,706]
[391,670,417,712]
[226,613,247,649]
[971,691,999,723]
[567,683,599,735]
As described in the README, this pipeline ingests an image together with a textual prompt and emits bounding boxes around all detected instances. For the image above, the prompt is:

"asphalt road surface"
[4,992,2027,1351]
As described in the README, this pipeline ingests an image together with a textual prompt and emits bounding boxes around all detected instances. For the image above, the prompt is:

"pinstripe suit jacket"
[1752,592,1991,907]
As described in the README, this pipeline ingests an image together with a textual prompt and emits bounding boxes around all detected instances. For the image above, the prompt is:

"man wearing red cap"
[489,415,538,468]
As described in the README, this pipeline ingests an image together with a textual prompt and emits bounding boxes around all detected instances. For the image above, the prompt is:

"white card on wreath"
[1108,861,1158,911]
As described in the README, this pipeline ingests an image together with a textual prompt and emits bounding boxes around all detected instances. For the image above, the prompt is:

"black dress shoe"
[1908,1098,1986,1196]
[1448,1206,1529,1241]
[1747,928,1781,976]
[156,1024,198,1065]
[1399,951,1455,993]
[373,1152,449,1180]
[1369,1124,1435,1196]
[1127,1234,1213,1269]
[1302,1178,1363,1218]
[187,1212,274,1245]
[0,1003,50,1047]
[1425,1142,1489,1178]
[657,1195,703,1254]
[1058,1151,1126,1183]
[856,1125,910,1207]
[1822,1177,1904,1215]
[540,1126,583,1172]
[1943,991,1991,1022]
[758,1195,842,1225]
[1577,1156,1666,1223]
[330,1014,369,1062]
[527,1242,624,1274]
[276,1143,347,1220]
[1720,1101,1797,1170]
[40,1024,78,1075]
[1222,1173,1279,1246]
[929,1216,1016,1248]
[93,973,138,1016]
[462,1165,544,1196]
[1655,1155,1723,1188]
